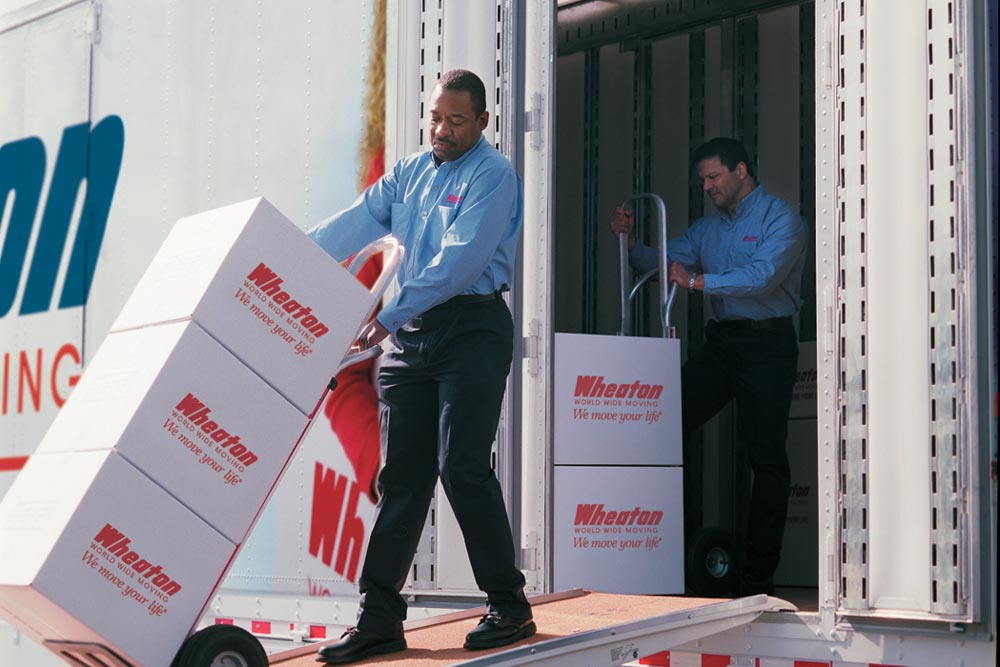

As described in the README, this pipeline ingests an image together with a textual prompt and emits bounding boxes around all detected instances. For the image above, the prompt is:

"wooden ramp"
[269,590,788,667]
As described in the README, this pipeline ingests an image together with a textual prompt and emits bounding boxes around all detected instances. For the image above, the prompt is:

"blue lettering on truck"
[0,115,124,318]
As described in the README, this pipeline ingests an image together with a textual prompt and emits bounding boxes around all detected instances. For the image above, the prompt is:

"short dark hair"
[436,69,487,117]
[691,137,755,178]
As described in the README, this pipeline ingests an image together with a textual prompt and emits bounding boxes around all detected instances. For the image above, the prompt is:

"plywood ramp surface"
[270,591,722,666]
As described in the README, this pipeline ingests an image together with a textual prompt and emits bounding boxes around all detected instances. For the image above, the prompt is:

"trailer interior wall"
[830,0,985,626]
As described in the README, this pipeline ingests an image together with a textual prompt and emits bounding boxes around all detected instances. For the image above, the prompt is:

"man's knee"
[439,454,491,496]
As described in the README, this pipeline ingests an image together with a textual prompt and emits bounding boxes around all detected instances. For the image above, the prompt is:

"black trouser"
[356,295,530,636]
[681,316,799,578]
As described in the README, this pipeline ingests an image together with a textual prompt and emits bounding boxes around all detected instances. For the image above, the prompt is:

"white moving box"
[111,197,373,416]
[34,321,309,544]
[554,333,682,466]
[0,449,236,667]
[553,465,684,594]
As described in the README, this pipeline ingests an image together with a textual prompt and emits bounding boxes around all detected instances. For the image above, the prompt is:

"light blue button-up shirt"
[308,136,522,333]
[630,185,807,321]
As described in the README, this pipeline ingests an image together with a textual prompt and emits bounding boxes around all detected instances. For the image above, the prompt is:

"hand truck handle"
[335,236,405,374]
[617,193,677,338]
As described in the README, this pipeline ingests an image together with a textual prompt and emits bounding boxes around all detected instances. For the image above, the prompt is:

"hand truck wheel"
[172,624,267,667]
[685,526,743,596]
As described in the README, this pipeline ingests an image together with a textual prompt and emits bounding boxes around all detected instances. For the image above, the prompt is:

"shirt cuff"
[701,273,715,294]
[375,310,402,334]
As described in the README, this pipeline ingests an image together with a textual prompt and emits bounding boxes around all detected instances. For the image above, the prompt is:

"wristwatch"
[688,274,697,294]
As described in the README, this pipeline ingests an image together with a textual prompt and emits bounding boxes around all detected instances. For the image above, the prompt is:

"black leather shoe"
[739,570,775,596]
[316,627,406,664]
[464,613,537,650]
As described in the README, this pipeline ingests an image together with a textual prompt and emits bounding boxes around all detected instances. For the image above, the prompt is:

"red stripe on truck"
[0,456,28,471]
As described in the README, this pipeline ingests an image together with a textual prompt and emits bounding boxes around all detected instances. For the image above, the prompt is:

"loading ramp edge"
[268,591,791,666]
[453,594,783,667]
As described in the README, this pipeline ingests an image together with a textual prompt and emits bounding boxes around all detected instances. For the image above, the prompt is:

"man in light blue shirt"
[311,70,533,665]
[611,137,807,596]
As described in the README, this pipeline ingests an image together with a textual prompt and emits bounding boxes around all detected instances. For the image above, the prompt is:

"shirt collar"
[430,135,486,169]
[723,183,765,222]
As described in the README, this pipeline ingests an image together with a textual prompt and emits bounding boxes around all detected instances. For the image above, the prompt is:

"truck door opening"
[553,0,820,608]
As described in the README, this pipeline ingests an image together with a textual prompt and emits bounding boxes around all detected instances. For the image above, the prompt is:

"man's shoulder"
[396,150,432,171]
[757,189,801,224]
[762,190,794,210]
[466,139,516,174]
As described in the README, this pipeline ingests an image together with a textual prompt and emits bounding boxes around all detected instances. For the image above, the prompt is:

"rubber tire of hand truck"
[172,624,268,667]
[685,526,743,596]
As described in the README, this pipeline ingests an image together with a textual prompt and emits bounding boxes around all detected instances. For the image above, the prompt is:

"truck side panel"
[2,1,378,662]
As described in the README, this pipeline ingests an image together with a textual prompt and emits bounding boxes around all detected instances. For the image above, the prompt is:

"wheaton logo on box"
[91,523,182,597]
[570,504,666,553]
[574,504,664,527]
[245,263,330,339]
[174,393,258,468]
[573,376,664,400]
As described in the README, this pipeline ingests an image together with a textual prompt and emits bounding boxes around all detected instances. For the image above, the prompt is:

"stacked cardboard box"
[0,198,373,666]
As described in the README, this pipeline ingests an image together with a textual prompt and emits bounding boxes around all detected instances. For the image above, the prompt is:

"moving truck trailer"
[2,0,996,665]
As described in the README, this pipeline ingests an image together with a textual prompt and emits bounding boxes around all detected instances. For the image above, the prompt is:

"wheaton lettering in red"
[92,524,182,596]
[574,503,663,526]
[308,463,365,583]
[246,263,329,338]
[573,376,663,400]
[174,393,258,467]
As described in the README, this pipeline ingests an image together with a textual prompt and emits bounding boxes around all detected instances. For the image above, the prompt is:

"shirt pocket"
[435,205,457,244]
[390,202,415,240]
[732,231,761,265]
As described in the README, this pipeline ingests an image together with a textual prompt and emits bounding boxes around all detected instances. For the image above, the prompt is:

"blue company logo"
[0,115,124,319]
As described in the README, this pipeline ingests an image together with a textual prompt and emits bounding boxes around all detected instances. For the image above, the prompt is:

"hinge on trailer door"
[520,530,538,572]
[821,22,832,90]
[525,92,544,150]
[520,546,537,571]
[522,318,541,377]
[85,1,101,44]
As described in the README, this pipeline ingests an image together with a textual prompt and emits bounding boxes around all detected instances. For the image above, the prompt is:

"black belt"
[711,316,792,331]
[432,291,504,309]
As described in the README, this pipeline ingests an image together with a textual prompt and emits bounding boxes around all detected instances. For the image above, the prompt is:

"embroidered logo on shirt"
[742,235,759,242]
[446,194,463,204]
